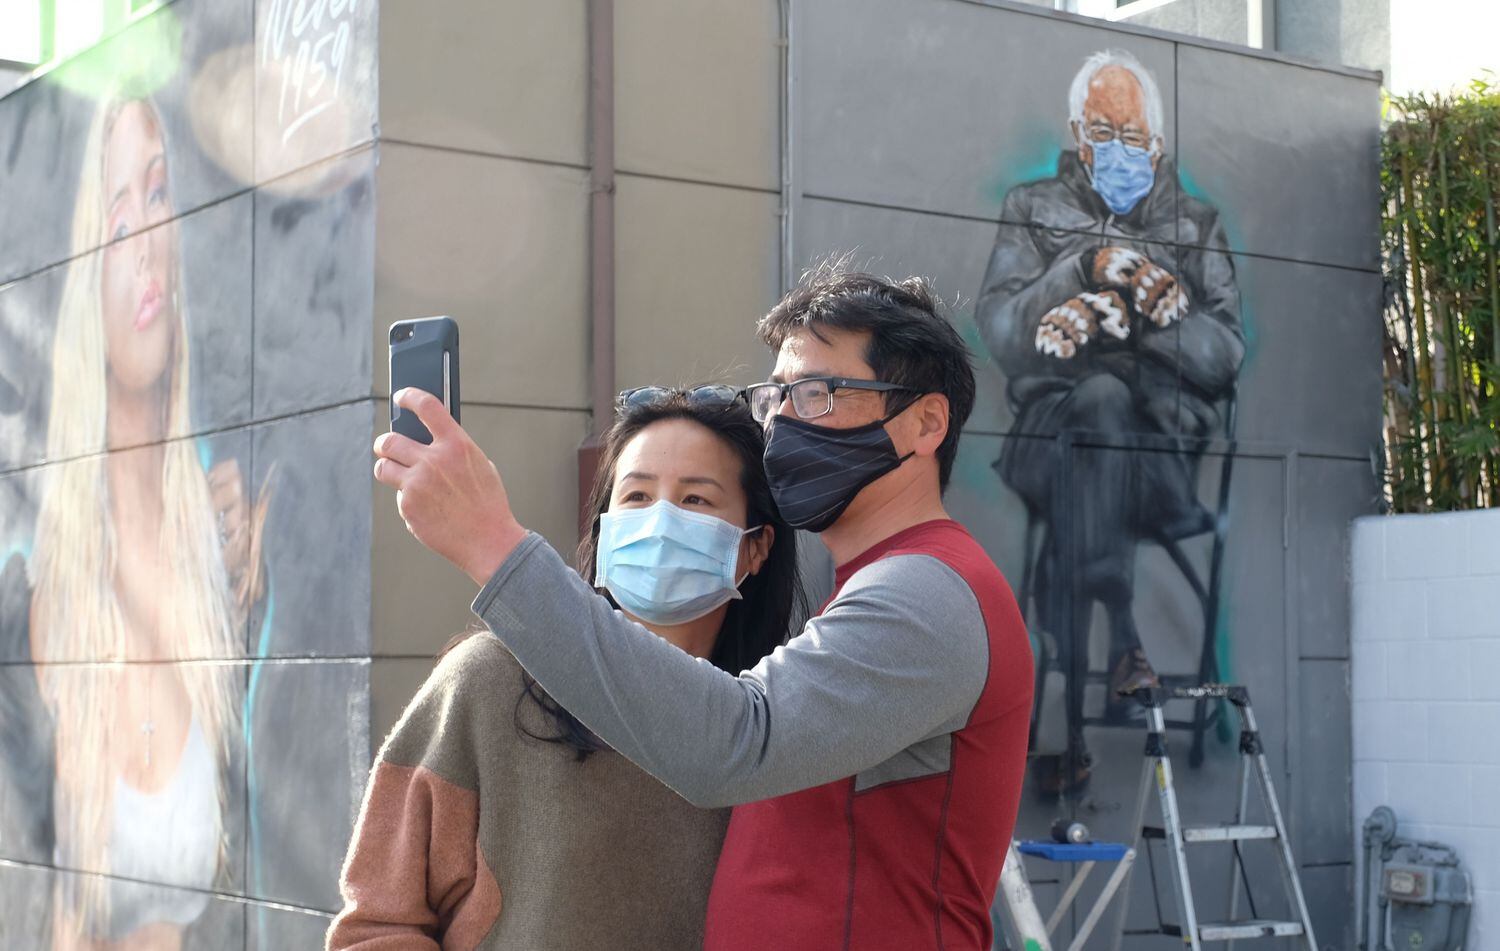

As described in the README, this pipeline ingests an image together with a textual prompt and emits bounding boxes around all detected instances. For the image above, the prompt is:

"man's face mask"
[762,407,914,534]
[1088,137,1156,216]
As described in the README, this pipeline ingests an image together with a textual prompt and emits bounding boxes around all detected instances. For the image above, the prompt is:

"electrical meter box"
[1361,808,1473,951]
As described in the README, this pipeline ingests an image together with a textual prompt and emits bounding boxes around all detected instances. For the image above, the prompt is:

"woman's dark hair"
[519,391,807,760]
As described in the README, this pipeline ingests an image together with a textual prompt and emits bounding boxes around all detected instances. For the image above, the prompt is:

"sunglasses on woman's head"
[615,385,746,414]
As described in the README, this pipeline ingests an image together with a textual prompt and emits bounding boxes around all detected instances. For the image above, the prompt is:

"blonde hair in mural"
[30,91,240,937]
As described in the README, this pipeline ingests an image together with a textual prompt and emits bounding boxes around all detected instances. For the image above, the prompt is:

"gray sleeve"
[471,533,989,808]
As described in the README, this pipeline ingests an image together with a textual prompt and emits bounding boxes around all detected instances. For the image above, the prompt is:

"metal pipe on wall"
[779,0,795,293]
[578,0,616,537]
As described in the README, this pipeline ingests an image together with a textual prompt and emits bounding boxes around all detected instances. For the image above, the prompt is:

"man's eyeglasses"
[615,384,745,413]
[744,377,918,424]
[1082,120,1153,153]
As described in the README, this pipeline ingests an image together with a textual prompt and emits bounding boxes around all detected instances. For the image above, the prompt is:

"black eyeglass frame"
[614,384,746,413]
[744,376,920,424]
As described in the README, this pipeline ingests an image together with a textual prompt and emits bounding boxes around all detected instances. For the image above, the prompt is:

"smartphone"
[389,317,460,445]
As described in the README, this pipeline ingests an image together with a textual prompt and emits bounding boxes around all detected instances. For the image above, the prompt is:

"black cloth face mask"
[762,409,915,533]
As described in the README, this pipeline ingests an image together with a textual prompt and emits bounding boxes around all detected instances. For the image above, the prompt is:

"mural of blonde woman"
[28,90,268,949]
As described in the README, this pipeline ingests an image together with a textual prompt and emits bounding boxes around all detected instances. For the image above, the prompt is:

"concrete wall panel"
[371,402,589,658]
[614,176,779,391]
[1177,43,1381,271]
[253,147,376,421]
[1296,658,1354,865]
[12,428,251,667]
[184,194,255,436]
[374,143,590,409]
[0,266,66,474]
[251,403,372,658]
[0,862,54,947]
[796,197,1013,434]
[0,193,253,471]
[0,0,255,284]
[616,0,779,191]
[1230,254,1384,458]
[379,0,586,166]
[800,0,1177,223]
[244,658,369,913]
[1297,456,1380,660]
[1300,862,1356,951]
[254,0,377,184]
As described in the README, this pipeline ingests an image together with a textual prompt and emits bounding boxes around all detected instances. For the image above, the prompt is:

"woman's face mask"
[595,500,758,626]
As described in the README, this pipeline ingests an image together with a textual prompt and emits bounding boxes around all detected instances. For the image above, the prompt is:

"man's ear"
[913,392,950,457]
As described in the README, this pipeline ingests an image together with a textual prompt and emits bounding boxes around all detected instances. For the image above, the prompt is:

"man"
[373,265,1031,950]
[974,49,1244,795]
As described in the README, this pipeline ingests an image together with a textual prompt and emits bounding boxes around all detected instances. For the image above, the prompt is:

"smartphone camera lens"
[392,325,414,342]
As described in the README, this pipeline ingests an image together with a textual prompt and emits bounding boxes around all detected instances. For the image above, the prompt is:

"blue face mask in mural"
[595,500,757,625]
[1088,138,1156,215]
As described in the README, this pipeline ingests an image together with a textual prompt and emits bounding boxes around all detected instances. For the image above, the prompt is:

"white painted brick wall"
[1352,509,1500,948]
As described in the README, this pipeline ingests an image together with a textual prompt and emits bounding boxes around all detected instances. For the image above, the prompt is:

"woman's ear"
[745,524,775,576]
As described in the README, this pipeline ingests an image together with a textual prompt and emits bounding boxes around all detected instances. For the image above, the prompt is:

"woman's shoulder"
[422,632,527,713]
[435,630,521,679]
[379,632,523,769]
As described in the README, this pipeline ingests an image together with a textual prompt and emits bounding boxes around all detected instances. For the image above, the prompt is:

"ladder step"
[1184,824,1278,843]
[1141,824,1278,843]
[1198,920,1306,941]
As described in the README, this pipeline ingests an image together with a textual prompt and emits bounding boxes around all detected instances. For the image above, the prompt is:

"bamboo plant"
[1382,75,1500,512]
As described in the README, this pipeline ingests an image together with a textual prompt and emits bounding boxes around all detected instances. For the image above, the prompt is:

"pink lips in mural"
[135,280,163,332]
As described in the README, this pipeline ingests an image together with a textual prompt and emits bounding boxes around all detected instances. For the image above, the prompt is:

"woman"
[329,387,805,950]
[28,91,266,949]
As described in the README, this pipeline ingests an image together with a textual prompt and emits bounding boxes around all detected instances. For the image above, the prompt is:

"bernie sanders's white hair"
[1068,49,1165,148]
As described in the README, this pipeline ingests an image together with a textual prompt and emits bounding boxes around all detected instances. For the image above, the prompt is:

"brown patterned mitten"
[1035,289,1131,359]
[1090,246,1189,328]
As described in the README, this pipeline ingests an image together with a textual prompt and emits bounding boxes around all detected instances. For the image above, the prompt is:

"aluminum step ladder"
[1113,684,1317,951]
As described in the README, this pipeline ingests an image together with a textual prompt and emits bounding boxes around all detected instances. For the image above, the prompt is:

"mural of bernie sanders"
[975,49,1244,797]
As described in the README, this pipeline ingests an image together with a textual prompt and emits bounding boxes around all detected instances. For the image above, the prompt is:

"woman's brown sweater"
[327,633,730,950]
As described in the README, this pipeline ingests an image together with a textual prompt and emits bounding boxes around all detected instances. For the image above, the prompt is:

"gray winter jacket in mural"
[974,150,1245,600]
[976,149,1244,438]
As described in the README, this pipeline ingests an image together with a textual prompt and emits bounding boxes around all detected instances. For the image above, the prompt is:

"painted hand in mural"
[210,460,250,600]
[373,389,528,586]
[1089,246,1189,328]
[1035,289,1131,359]
[210,459,275,612]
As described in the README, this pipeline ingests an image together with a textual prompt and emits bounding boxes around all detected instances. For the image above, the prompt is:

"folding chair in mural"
[1016,388,1239,794]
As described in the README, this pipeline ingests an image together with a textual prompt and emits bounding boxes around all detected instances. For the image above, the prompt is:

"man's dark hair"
[757,256,977,490]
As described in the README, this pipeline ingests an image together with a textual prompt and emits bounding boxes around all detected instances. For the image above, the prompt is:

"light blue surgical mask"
[1088,138,1156,216]
[595,500,758,626]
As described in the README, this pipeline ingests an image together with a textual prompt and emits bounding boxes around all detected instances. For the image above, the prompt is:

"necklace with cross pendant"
[141,717,155,768]
[140,665,156,769]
